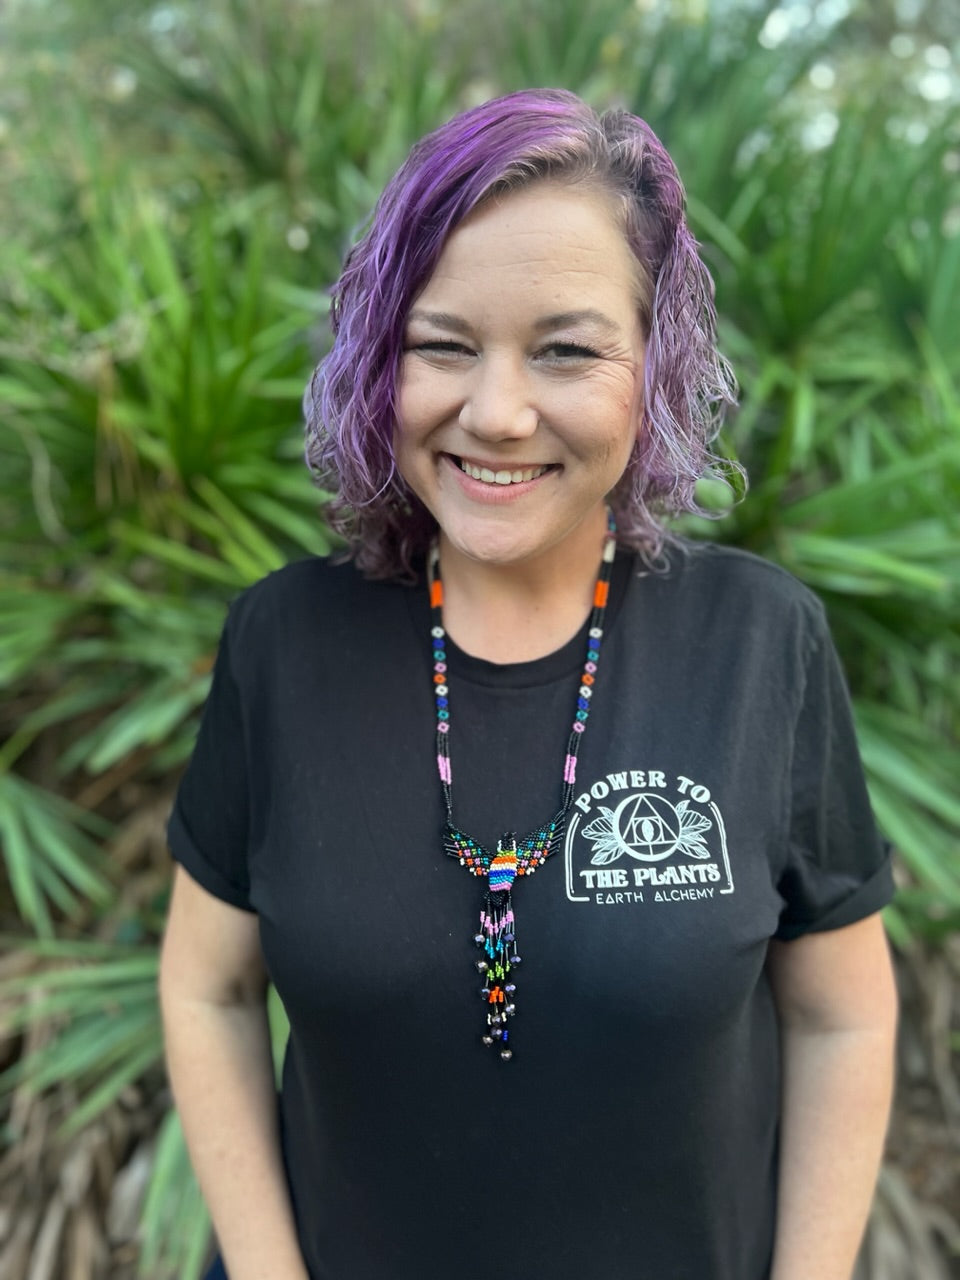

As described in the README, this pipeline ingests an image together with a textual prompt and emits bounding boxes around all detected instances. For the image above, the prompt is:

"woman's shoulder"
[224,554,419,645]
[638,538,829,638]
[672,538,821,597]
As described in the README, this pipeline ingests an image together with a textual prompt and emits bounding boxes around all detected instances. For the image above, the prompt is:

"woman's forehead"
[413,184,640,319]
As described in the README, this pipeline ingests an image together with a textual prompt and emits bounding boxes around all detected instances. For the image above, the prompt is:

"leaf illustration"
[677,807,712,836]
[674,804,713,859]
[676,836,712,860]
[590,846,623,865]
[583,807,624,865]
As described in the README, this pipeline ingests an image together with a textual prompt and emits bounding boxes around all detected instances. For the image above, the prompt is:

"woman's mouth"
[452,456,552,486]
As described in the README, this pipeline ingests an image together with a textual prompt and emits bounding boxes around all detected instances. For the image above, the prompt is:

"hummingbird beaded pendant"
[442,818,565,1060]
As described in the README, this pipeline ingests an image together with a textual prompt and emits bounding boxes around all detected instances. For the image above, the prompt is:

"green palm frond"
[0,939,161,1134]
[139,1109,212,1280]
[0,776,112,937]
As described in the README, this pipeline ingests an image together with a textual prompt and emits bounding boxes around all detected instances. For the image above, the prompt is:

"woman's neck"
[436,512,609,664]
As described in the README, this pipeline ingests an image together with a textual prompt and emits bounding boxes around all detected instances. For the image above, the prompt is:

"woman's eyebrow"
[406,310,472,334]
[406,308,621,334]
[534,309,620,334]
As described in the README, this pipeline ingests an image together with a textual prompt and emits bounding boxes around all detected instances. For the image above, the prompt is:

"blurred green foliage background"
[0,0,958,1275]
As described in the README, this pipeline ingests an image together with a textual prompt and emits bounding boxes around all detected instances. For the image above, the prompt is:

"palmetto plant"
[1,179,331,943]
[0,181,325,1273]
[1,1,957,1276]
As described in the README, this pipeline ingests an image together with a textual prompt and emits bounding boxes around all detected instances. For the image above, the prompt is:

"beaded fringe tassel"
[429,513,617,1060]
[442,819,560,1060]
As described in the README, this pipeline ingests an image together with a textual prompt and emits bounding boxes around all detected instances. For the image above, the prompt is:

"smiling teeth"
[460,461,549,485]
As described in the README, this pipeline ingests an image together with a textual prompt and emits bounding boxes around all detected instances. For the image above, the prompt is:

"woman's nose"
[458,356,539,440]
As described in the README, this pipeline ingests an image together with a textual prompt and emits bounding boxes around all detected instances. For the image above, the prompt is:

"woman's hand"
[159,866,310,1280]
[766,912,898,1280]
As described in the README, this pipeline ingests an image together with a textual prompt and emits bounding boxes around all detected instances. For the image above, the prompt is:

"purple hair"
[304,88,740,578]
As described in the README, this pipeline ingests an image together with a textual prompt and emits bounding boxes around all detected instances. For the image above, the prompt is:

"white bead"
[589,627,602,638]
[435,685,448,695]
[431,626,445,638]
[580,686,592,699]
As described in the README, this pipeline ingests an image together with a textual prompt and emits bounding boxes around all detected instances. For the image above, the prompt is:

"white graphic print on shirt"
[565,767,734,905]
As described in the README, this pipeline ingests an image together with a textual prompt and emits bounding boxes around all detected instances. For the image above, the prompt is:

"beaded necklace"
[428,512,617,1061]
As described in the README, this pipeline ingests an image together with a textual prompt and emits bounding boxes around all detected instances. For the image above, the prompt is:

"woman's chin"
[441,528,538,569]
[436,505,606,574]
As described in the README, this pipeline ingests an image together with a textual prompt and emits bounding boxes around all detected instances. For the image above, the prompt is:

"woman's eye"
[410,340,472,356]
[542,342,601,360]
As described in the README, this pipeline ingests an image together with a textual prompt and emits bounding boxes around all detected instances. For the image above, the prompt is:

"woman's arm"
[766,913,898,1280]
[159,865,309,1280]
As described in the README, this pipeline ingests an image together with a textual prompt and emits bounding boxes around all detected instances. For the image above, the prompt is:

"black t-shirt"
[168,541,893,1280]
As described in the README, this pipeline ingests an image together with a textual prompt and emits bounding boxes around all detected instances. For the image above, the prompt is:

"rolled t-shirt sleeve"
[167,608,253,911]
[775,614,895,940]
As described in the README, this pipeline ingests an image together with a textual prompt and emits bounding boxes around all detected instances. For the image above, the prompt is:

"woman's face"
[395,182,645,572]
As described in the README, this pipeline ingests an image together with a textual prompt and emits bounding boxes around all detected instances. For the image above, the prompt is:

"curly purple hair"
[304,88,740,578]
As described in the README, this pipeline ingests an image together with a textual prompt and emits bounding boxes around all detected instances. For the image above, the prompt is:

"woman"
[160,89,898,1280]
